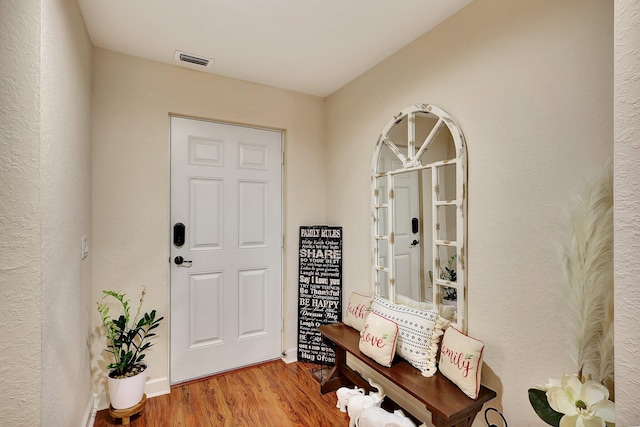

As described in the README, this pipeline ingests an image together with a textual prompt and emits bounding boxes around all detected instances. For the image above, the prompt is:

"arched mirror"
[371,104,468,331]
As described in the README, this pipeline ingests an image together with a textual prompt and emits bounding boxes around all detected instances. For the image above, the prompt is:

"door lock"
[173,223,186,246]
[174,256,192,266]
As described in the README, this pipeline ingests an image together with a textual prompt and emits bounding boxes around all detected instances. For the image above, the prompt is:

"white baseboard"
[82,393,97,427]
[94,391,109,412]
[94,377,171,411]
[145,376,171,399]
[281,348,298,364]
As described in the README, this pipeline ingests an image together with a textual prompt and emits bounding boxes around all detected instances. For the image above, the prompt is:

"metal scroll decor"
[297,225,343,365]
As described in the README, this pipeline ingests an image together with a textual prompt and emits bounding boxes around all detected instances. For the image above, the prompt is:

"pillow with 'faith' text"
[344,292,372,332]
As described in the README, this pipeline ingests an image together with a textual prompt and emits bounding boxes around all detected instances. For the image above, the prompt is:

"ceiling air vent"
[174,50,214,68]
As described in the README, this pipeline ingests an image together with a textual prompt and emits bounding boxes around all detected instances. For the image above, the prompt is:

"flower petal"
[591,400,615,423]
[561,374,583,399]
[575,414,605,427]
[581,381,609,405]
[548,387,578,415]
[537,378,562,391]
[560,414,579,427]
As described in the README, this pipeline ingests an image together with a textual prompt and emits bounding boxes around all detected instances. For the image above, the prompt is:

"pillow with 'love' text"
[438,327,485,399]
[358,312,398,367]
[344,292,372,332]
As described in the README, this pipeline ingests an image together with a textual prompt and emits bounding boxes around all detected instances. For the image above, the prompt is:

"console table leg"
[320,345,351,393]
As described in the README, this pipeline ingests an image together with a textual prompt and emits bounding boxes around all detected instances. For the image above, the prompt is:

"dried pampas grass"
[559,163,614,395]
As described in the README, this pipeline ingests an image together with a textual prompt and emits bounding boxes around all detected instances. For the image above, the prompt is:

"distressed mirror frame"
[371,104,468,332]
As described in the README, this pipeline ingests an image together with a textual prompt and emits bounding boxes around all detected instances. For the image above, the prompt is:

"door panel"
[190,272,223,346]
[190,178,223,249]
[170,117,282,383]
[239,181,267,246]
[238,268,267,337]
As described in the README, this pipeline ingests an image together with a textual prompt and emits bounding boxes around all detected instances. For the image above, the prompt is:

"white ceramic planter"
[107,363,148,409]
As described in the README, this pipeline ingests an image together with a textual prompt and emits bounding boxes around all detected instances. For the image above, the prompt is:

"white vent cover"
[174,50,214,68]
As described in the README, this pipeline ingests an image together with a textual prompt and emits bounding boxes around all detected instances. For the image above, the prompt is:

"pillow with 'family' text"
[344,292,372,332]
[438,327,485,399]
[370,295,448,377]
[358,311,398,367]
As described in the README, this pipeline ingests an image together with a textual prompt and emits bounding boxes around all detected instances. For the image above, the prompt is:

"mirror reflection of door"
[372,104,467,331]
[378,149,421,301]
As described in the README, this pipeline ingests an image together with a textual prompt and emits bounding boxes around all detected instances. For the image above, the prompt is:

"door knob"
[174,256,192,265]
[410,239,420,247]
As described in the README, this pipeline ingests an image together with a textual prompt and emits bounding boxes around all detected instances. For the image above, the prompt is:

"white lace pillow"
[370,296,448,377]
[344,292,372,332]
[438,327,485,399]
[395,294,456,322]
[358,312,398,367]
[394,294,434,311]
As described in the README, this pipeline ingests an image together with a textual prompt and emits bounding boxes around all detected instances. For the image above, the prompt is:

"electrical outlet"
[81,236,89,259]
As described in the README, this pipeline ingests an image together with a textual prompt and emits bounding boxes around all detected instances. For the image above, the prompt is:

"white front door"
[170,117,283,383]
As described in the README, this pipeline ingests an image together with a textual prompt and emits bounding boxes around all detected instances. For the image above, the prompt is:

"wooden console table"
[318,323,496,427]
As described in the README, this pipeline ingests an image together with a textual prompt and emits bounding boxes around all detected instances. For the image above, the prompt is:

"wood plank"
[93,360,350,427]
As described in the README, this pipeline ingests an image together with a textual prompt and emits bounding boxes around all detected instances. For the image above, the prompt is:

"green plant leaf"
[528,388,563,427]
[98,288,163,376]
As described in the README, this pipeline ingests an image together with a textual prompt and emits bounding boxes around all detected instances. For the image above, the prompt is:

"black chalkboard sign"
[297,225,343,365]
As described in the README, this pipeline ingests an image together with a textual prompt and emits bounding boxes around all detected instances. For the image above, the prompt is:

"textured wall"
[325,0,612,424]
[0,1,42,425]
[40,0,94,425]
[91,49,326,407]
[614,0,640,424]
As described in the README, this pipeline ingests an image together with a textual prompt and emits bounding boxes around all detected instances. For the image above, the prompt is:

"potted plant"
[97,287,163,409]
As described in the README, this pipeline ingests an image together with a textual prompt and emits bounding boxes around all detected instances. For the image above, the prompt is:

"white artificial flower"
[546,374,615,427]
[536,377,562,392]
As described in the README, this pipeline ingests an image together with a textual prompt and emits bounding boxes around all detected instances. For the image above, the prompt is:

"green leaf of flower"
[528,388,563,427]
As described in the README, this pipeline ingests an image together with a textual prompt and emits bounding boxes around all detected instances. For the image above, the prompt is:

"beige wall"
[614,0,640,423]
[41,0,94,425]
[0,1,42,425]
[326,0,613,424]
[90,48,326,406]
[0,0,94,425]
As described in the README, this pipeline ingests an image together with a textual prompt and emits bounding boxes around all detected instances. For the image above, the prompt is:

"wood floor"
[93,360,350,427]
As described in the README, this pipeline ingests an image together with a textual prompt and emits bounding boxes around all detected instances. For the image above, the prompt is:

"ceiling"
[77,0,472,97]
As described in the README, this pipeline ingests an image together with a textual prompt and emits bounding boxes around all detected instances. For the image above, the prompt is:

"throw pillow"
[395,294,457,322]
[358,312,399,367]
[395,294,434,311]
[344,292,372,332]
[438,327,485,399]
[370,296,448,377]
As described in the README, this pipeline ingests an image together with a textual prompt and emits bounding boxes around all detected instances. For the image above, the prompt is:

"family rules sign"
[297,225,343,365]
